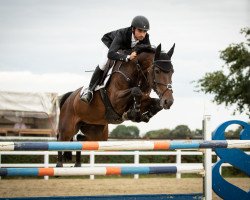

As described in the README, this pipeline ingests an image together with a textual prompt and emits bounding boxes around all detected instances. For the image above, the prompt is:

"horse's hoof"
[141,115,150,123]
[142,118,149,123]
[74,163,82,167]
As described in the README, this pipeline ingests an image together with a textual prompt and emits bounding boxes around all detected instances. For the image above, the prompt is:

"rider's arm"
[107,32,129,62]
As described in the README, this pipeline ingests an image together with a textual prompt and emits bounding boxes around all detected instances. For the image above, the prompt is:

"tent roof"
[0,91,58,118]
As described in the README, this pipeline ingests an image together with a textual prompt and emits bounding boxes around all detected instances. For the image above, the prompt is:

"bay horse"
[57,43,175,167]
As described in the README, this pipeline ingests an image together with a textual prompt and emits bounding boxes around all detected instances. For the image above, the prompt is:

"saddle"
[102,60,115,84]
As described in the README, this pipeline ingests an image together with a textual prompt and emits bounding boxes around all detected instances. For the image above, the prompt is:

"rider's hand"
[129,52,137,60]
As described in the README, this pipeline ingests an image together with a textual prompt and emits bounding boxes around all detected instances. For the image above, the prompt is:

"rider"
[80,15,151,103]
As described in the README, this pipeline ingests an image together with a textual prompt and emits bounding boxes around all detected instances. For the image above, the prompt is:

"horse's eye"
[155,69,160,74]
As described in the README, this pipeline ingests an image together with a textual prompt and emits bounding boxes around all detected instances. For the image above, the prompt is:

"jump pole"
[0,165,204,176]
[203,115,212,200]
[0,140,249,151]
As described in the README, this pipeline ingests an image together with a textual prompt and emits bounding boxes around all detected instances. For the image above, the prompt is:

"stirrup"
[80,90,93,103]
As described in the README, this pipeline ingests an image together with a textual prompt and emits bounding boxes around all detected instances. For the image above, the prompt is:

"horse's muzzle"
[161,98,174,109]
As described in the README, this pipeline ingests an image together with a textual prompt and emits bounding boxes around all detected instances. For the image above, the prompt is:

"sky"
[0,0,249,135]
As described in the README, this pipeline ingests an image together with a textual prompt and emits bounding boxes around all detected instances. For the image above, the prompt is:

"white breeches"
[98,44,109,70]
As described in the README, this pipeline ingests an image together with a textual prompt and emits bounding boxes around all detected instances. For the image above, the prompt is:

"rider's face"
[134,28,147,41]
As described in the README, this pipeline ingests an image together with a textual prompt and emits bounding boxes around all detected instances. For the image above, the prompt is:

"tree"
[192,129,203,139]
[196,28,250,116]
[126,126,140,138]
[169,125,192,139]
[109,125,140,138]
[143,128,171,139]
[225,125,245,139]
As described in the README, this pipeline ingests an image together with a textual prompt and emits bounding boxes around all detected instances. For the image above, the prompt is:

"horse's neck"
[110,54,154,91]
[137,53,154,91]
[111,61,138,84]
[105,55,154,114]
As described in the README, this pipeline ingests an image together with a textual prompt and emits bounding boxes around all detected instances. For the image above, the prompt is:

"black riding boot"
[80,66,104,103]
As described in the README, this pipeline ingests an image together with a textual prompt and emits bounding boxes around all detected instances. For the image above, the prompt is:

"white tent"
[0,91,59,134]
[0,91,58,118]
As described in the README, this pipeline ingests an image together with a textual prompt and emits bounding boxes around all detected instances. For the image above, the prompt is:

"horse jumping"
[57,44,175,167]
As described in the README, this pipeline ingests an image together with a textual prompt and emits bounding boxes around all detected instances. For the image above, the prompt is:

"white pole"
[203,115,212,200]
[217,156,222,175]
[44,151,49,180]
[176,150,181,179]
[90,151,95,180]
[134,151,139,179]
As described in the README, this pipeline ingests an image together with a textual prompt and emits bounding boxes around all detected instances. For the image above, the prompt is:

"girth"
[99,88,123,124]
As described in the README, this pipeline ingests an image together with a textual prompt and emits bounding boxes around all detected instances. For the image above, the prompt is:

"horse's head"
[152,44,175,109]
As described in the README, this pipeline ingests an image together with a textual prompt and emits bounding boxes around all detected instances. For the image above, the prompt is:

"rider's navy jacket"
[101,27,150,62]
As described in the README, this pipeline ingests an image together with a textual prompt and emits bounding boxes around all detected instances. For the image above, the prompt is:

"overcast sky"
[0,0,249,134]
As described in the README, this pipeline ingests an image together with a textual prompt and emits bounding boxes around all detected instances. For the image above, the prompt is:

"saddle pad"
[95,62,116,91]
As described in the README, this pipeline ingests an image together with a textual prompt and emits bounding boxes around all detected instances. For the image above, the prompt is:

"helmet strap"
[132,27,135,34]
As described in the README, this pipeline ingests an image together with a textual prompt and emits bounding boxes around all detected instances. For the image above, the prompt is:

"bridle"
[112,58,173,100]
[152,60,173,100]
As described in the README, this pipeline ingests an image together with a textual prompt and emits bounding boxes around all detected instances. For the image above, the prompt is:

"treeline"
[109,124,244,139]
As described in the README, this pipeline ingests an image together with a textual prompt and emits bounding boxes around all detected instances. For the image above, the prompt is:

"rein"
[135,60,173,101]
[152,60,173,100]
[112,62,131,82]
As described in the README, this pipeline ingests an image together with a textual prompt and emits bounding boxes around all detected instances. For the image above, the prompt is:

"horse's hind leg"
[74,124,88,167]
[57,117,78,167]
[74,128,87,168]
[75,151,82,167]
[75,132,86,167]
[63,139,73,162]
[80,124,109,141]
[57,151,63,167]
[75,124,108,167]
[56,134,63,167]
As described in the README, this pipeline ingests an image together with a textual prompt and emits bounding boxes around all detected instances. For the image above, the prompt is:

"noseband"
[152,60,173,100]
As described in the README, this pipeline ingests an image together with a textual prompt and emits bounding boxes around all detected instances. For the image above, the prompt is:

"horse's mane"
[59,91,73,109]
[134,44,156,54]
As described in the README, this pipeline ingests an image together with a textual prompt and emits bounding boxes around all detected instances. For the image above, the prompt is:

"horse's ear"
[167,43,175,59]
[155,44,161,60]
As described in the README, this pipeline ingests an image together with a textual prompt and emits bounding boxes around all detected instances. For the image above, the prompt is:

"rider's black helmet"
[131,16,150,31]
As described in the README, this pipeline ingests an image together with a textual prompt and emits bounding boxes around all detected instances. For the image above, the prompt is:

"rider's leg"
[80,66,104,103]
[80,44,108,103]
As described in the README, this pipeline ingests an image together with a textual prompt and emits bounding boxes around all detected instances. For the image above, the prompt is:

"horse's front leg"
[131,87,143,122]
[141,98,163,123]
[122,87,143,122]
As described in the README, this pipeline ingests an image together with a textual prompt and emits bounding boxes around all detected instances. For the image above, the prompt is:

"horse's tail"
[59,91,73,109]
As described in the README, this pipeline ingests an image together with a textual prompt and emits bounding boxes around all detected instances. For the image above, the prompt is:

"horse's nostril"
[165,99,174,107]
